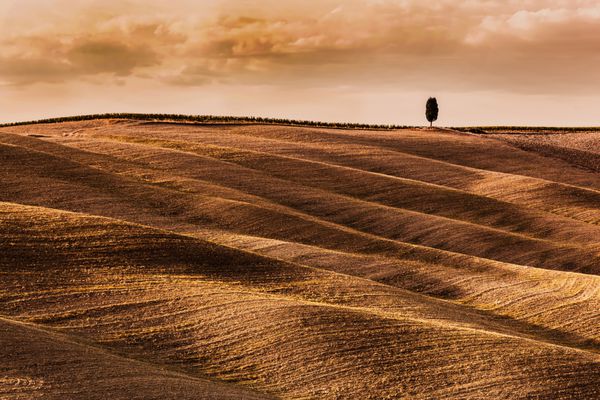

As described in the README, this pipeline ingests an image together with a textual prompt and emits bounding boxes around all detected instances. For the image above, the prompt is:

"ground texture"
[1,120,599,399]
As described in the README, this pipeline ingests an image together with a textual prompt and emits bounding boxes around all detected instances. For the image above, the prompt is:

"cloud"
[466,3,600,44]
[0,5,184,85]
[67,39,158,76]
[1,0,600,93]
[0,38,159,85]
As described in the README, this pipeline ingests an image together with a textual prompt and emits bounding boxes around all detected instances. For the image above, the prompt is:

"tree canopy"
[426,98,439,127]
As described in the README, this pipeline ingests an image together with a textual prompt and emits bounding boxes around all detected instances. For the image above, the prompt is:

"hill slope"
[1,119,599,399]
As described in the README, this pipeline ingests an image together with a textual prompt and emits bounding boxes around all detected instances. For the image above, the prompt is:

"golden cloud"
[1,0,599,93]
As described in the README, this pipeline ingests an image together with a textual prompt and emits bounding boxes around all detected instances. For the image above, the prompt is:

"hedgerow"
[453,127,600,134]
[0,113,414,130]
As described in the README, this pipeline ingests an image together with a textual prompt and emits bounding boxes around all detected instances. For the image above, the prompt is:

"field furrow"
[1,120,599,399]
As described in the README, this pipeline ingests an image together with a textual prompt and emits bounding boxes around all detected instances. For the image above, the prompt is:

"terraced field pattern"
[1,119,599,399]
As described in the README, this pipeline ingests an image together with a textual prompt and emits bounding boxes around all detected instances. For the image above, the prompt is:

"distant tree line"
[453,127,600,134]
[0,113,414,130]
[2,113,596,133]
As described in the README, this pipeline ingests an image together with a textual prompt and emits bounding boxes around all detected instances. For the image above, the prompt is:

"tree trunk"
[430,121,433,128]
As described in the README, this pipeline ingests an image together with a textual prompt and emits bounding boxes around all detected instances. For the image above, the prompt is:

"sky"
[1,0,599,126]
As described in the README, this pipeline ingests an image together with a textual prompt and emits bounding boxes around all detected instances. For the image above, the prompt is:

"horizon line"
[1,113,599,132]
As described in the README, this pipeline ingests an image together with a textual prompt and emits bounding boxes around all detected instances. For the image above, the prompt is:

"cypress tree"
[426,97,439,127]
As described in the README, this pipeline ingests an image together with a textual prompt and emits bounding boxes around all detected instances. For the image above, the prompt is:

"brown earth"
[0,120,599,399]
[490,130,600,173]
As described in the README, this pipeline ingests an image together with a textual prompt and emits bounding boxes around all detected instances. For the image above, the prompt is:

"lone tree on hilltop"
[426,97,439,127]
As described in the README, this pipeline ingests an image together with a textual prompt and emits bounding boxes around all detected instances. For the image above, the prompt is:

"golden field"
[1,119,599,399]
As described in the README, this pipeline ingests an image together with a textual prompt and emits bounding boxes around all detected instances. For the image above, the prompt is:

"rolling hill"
[1,118,599,399]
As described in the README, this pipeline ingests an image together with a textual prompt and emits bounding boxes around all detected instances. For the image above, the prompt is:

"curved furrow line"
[0,316,275,400]
[125,124,600,226]
[73,132,600,248]
[2,121,600,399]
[5,128,595,250]
[80,131,600,238]
[6,137,590,279]
[202,230,600,345]
[222,124,600,190]
[4,130,600,280]
[4,228,600,397]
[2,202,596,352]
[20,135,600,274]
[0,131,279,210]
[0,141,405,256]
